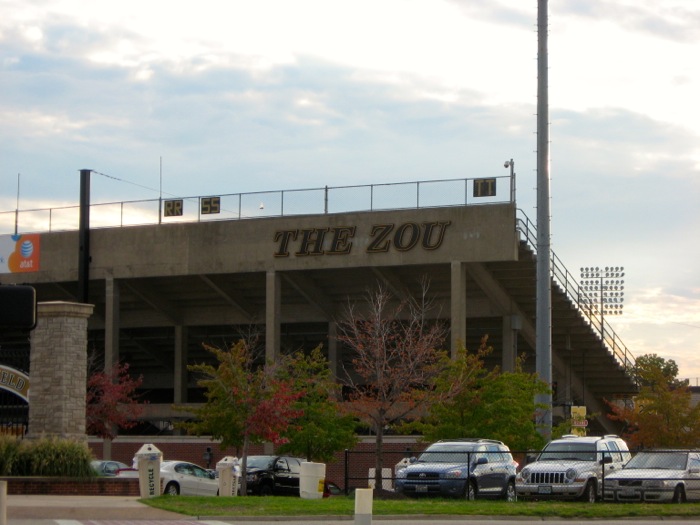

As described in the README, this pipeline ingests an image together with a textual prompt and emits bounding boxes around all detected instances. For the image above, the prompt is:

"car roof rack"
[436,438,504,444]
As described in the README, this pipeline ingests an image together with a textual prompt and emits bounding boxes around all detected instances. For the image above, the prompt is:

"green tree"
[413,337,548,451]
[607,353,700,448]
[276,346,358,462]
[177,340,302,495]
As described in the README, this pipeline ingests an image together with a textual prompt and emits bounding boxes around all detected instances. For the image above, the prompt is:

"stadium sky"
[1,1,699,380]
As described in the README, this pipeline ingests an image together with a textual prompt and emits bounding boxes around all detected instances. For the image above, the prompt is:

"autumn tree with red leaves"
[607,353,700,448]
[86,362,145,439]
[179,340,303,495]
[337,282,449,491]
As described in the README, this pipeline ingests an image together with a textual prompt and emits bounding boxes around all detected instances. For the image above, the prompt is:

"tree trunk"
[374,420,384,492]
[239,434,250,496]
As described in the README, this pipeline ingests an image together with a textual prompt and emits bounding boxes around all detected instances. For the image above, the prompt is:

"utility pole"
[78,169,91,304]
[535,0,553,437]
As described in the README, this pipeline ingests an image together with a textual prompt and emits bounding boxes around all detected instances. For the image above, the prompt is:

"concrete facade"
[3,201,637,435]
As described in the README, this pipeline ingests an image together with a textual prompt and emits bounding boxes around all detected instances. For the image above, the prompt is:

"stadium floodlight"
[579,266,625,331]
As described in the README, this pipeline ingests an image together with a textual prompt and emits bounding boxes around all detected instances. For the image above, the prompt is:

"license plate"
[415,485,428,493]
[538,485,552,494]
[620,489,636,497]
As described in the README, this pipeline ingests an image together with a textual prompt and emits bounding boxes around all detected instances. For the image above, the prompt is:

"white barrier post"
[0,480,7,525]
[354,487,373,525]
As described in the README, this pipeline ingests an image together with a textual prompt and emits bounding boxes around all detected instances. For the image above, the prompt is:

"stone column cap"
[37,301,95,318]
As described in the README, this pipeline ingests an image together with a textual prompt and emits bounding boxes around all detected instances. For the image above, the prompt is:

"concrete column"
[265,270,281,364]
[174,325,189,404]
[328,321,338,379]
[104,275,120,368]
[502,315,515,372]
[450,261,467,358]
[27,301,94,441]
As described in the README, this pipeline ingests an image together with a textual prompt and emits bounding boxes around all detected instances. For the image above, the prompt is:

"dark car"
[324,480,343,497]
[245,455,304,496]
[395,439,518,500]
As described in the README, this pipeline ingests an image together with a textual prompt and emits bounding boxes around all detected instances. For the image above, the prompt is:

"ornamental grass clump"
[0,435,21,475]
[10,437,94,477]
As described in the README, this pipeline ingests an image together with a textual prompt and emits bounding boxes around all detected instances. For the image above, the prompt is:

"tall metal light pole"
[504,159,515,202]
[536,0,553,437]
[579,266,625,331]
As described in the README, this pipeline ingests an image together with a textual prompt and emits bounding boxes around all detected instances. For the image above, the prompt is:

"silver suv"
[395,439,518,501]
[516,434,631,502]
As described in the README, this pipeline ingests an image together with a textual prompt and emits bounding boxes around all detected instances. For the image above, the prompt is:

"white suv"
[516,435,631,502]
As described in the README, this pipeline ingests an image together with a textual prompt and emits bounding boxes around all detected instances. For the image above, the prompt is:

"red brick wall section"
[1,477,140,495]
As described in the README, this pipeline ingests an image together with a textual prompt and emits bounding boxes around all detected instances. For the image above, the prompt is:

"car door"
[174,463,200,495]
[482,445,507,494]
[287,458,302,496]
[472,446,499,494]
[273,458,293,494]
[686,453,700,501]
[190,463,218,496]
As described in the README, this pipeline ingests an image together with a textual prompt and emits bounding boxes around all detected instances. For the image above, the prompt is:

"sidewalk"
[5,495,187,520]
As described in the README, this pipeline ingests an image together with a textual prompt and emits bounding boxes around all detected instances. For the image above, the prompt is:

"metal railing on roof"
[0,175,514,235]
[516,210,636,377]
[1,174,634,377]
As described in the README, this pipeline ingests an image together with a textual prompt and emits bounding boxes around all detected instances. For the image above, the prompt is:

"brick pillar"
[27,301,94,441]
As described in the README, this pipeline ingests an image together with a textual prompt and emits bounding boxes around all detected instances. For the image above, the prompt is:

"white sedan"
[604,451,700,503]
[161,460,219,496]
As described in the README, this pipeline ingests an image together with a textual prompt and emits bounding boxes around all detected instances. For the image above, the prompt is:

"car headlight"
[565,468,577,480]
[444,469,464,479]
[396,469,406,479]
[643,480,664,489]
[520,468,530,481]
[606,479,618,488]
[246,472,260,482]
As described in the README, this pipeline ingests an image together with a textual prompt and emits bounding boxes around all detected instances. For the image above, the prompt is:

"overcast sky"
[1,1,699,380]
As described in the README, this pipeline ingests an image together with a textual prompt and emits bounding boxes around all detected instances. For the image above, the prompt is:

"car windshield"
[538,442,596,461]
[417,444,477,463]
[246,456,276,469]
[624,452,688,470]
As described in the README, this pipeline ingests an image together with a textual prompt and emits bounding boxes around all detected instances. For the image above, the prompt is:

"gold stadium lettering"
[273,222,451,256]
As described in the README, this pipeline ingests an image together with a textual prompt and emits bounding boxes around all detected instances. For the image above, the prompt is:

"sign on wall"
[0,365,30,402]
[163,199,184,217]
[0,233,40,274]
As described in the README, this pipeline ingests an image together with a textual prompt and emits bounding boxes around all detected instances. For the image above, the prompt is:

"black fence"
[343,447,700,503]
[0,342,29,437]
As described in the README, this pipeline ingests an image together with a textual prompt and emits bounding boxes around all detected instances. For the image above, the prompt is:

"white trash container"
[299,462,326,499]
[134,443,162,498]
[216,456,239,497]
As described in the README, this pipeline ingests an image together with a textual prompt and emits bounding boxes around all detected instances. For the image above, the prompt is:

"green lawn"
[142,494,700,519]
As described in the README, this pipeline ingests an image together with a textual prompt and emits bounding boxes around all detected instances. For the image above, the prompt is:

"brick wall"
[1,477,140,495]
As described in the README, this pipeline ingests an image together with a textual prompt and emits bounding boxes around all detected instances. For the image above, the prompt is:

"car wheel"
[672,486,686,503]
[579,480,596,503]
[465,480,477,501]
[260,483,273,496]
[164,482,180,496]
[504,480,517,502]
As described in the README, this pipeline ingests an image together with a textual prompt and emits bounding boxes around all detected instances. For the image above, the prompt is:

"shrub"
[11,437,95,477]
[0,435,21,475]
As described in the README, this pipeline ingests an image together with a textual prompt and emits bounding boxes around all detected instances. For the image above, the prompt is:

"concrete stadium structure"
[1,176,637,435]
